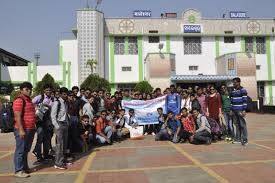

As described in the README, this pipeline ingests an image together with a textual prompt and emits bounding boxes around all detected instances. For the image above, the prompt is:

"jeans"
[33,124,51,159]
[223,112,234,138]
[96,126,113,144]
[179,129,193,141]
[193,130,211,144]
[68,116,79,153]
[232,111,248,142]
[54,122,68,166]
[14,128,35,173]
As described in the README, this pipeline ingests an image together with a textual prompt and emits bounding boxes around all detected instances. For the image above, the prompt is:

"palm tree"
[87,59,97,74]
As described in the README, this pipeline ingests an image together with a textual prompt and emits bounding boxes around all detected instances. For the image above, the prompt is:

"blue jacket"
[165,93,181,115]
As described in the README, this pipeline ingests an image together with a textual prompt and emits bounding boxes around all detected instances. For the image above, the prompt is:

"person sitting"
[191,108,212,145]
[155,111,182,143]
[179,108,196,143]
[156,107,167,133]
[114,109,130,139]
[95,110,113,145]
[77,115,93,152]
[125,108,138,129]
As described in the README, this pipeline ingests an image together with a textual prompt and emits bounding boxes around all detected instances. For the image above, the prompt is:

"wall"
[37,65,62,81]
[219,36,241,56]
[1,66,28,82]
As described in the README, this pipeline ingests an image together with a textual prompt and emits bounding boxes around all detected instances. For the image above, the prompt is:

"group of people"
[12,77,248,178]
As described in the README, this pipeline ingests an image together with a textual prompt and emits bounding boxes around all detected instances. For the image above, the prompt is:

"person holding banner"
[155,111,182,143]
[114,109,130,139]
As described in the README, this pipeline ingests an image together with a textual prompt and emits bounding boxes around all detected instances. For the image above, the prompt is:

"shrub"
[134,81,153,94]
[81,74,111,92]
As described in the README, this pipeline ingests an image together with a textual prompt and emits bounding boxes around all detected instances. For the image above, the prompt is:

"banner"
[121,96,166,125]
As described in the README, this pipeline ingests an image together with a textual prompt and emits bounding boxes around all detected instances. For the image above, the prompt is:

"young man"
[190,93,201,112]
[179,108,196,143]
[123,89,131,101]
[230,77,248,146]
[77,115,93,152]
[165,85,181,116]
[13,82,36,178]
[181,90,191,112]
[32,84,54,163]
[97,89,106,113]
[114,109,130,139]
[192,108,212,145]
[155,111,182,143]
[51,87,71,170]
[156,107,167,133]
[95,110,113,144]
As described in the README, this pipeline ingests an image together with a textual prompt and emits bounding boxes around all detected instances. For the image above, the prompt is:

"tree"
[81,74,111,92]
[34,73,60,95]
[134,81,153,94]
[87,59,97,74]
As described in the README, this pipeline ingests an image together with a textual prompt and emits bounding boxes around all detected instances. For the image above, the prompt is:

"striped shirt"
[13,94,36,129]
[230,87,248,111]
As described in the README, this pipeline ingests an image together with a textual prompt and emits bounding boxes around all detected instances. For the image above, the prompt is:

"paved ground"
[0,113,275,183]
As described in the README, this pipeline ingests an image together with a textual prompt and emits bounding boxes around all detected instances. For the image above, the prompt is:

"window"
[122,67,132,71]
[184,37,201,55]
[224,37,235,43]
[149,36,160,43]
[256,65,261,70]
[128,37,138,55]
[189,66,198,71]
[245,37,253,52]
[256,37,266,54]
[114,37,125,55]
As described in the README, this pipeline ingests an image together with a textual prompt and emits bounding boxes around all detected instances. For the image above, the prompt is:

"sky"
[0,0,275,65]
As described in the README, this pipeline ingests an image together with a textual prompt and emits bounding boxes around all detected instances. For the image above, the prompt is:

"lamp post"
[34,52,40,66]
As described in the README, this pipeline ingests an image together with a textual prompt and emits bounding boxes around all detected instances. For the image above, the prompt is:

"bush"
[34,73,60,95]
[81,74,111,92]
[134,81,153,94]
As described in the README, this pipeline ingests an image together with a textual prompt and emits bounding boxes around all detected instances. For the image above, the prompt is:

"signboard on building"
[230,12,247,18]
[133,10,151,17]
[183,24,202,33]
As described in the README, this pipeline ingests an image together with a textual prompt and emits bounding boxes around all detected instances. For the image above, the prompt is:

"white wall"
[219,36,241,56]
[256,54,268,81]
[1,66,28,81]
[143,36,166,54]
[114,55,139,83]
[37,65,62,81]
[60,40,78,87]
[171,36,216,75]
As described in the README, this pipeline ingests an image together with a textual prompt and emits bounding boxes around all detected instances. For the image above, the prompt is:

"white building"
[1,8,275,106]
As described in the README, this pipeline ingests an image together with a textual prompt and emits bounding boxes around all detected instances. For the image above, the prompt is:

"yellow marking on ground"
[250,142,275,151]
[0,152,13,160]
[74,152,96,183]
[89,164,197,173]
[206,159,275,166]
[96,144,170,150]
[0,171,79,177]
[168,142,230,183]
[0,150,13,153]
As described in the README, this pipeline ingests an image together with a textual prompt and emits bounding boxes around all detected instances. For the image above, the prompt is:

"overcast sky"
[0,0,275,65]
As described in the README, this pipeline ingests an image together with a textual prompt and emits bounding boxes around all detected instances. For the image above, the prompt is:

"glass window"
[256,37,266,54]
[189,66,198,71]
[184,37,201,55]
[149,36,160,43]
[245,37,253,52]
[128,37,138,55]
[114,37,125,55]
[122,67,132,71]
[224,37,235,43]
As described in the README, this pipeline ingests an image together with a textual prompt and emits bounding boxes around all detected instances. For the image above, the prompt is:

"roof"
[0,48,30,65]
[171,75,236,81]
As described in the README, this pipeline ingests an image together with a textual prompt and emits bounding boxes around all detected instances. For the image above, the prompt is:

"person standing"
[230,77,248,146]
[196,87,207,115]
[206,86,222,123]
[51,87,71,170]
[13,82,36,178]
[166,85,181,116]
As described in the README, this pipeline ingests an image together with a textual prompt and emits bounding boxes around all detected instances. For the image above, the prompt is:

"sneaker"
[152,132,156,136]
[144,132,148,136]
[65,162,73,166]
[54,165,67,170]
[206,139,212,145]
[14,171,30,178]
[242,141,248,146]
[33,158,44,165]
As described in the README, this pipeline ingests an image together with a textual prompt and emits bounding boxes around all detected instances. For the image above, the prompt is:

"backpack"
[0,97,26,133]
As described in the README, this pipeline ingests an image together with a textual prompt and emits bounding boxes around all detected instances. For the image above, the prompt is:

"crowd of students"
[12,77,248,178]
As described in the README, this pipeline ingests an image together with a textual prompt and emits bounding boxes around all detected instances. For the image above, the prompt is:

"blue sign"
[230,12,247,18]
[133,10,151,17]
[183,24,202,33]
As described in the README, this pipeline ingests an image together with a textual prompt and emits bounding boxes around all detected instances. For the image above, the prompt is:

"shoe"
[242,141,248,146]
[14,171,30,178]
[65,162,73,166]
[33,158,44,165]
[152,132,156,136]
[206,139,212,145]
[144,132,148,136]
[54,165,67,170]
